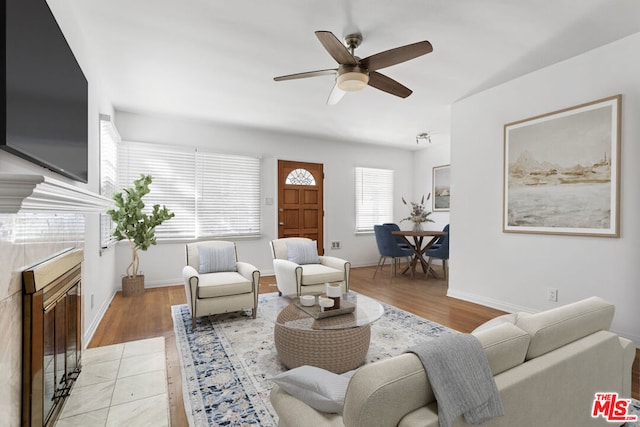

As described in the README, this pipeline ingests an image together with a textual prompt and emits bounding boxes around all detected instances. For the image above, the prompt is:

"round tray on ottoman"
[263,292,384,374]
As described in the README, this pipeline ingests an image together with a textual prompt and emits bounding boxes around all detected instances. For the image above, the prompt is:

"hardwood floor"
[88,265,640,427]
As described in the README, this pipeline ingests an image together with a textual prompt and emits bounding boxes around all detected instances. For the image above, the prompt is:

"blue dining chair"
[423,225,449,280]
[373,225,415,279]
[429,224,449,250]
[382,223,411,249]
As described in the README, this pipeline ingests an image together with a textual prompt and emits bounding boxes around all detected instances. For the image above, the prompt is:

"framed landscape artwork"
[503,95,621,237]
[433,164,450,212]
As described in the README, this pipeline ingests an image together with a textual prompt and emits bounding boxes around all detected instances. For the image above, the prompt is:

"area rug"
[624,400,640,427]
[172,292,456,427]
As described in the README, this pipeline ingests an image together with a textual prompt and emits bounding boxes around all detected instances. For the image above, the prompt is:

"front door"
[277,160,324,255]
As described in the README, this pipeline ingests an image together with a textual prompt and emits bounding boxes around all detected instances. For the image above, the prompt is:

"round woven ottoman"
[274,303,371,374]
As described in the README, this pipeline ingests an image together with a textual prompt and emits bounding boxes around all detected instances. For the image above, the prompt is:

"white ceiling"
[62,0,640,149]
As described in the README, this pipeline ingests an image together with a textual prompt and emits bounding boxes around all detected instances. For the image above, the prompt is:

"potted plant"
[401,194,435,231]
[107,174,174,296]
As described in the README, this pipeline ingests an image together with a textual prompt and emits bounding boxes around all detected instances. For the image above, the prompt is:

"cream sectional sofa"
[270,297,635,427]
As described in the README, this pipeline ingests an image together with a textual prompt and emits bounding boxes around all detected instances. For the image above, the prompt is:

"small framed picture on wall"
[433,164,450,212]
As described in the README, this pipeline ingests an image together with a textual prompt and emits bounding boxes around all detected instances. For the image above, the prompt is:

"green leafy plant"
[107,174,175,279]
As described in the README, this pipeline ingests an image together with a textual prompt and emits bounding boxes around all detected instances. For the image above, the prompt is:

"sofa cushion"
[472,323,530,375]
[198,244,237,273]
[472,313,517,333]
[287,240,321,265]
[515,296,614,360]
[271,365,351,413]
[299,264,344,285]
[472,312,531,333]
[196,272,252,298]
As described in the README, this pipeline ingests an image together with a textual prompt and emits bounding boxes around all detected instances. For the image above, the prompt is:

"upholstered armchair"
[270,237,350,296]
[182,240,260,328]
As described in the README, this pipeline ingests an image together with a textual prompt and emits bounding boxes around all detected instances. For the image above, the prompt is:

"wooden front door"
[278,160,324,254]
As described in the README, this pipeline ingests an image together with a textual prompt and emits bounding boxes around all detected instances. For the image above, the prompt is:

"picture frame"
[432,164,451,212]
[503,95,621,237]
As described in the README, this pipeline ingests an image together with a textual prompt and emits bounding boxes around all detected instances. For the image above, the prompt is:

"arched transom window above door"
[285,168,316,186]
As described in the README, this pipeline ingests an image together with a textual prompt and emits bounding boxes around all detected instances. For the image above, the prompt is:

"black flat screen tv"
[1,0,88,183]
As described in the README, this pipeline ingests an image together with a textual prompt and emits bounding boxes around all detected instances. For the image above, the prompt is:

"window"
[285,168,316,185]
[99,115,120,249]
[119,141,196,239]
[355,167,394,232]
[196,152,261,237]
[118,141,261,239]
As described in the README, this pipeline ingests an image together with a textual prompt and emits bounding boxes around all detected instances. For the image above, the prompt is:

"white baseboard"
[143,278,183,288]
[446,288,532,314]
[83,289,117,348]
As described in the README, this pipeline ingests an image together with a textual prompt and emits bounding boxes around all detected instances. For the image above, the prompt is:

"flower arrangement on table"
[401,194,435,230]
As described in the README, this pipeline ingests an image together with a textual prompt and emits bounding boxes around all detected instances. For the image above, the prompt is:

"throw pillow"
[271,365,351,413]
[198,245,237,274]
[287,240,320,265]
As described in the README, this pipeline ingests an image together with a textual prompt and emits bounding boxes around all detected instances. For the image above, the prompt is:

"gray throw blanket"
[407,334,503,427]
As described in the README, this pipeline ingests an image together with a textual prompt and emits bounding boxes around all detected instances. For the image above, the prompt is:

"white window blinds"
[196,152,261,237]
[99,115,120,248]
[117,141,261,239]
[118,141,197,239]
[355,167,394,232]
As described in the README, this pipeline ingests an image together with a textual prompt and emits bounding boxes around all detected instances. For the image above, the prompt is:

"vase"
[412,222,423,232]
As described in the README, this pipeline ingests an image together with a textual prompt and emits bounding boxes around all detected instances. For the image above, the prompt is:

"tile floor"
[55,337,170,427]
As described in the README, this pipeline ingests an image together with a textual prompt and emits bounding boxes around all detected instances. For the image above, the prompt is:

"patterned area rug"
[172,292,456,426]
[625,400,640,427]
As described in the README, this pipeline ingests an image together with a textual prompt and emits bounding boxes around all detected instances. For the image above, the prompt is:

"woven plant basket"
[122,275,144,297]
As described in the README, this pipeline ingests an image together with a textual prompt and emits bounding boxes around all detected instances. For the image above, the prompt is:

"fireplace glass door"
[22,249,83,427]
[43,305,55,422]
[41,280,80,425]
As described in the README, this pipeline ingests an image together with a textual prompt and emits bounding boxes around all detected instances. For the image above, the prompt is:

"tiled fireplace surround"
[0,174,111,425]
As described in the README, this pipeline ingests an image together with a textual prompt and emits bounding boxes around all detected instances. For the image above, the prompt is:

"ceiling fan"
[273,31,433,105]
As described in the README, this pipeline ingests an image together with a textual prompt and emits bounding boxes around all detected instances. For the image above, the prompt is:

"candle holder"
[299,295,315,307]
[325,283,342,309]
[318,297,334,312]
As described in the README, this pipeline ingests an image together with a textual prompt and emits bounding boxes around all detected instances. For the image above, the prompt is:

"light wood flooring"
[88,265,640,427]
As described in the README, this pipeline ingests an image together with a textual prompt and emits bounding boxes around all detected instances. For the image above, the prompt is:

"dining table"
[391,229,448,279]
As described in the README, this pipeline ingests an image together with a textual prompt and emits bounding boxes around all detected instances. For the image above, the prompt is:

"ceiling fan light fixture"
[337,71,369,91]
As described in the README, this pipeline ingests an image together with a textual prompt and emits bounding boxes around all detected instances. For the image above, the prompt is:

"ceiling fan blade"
[315,31,357,65]
[368,71,412,98]
[274,68,337,81]
[326,83,346,105]
[360,41,433,71]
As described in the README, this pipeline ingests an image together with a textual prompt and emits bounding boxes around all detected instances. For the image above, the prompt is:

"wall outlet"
[331,241,341,250]
[547,288,558,302]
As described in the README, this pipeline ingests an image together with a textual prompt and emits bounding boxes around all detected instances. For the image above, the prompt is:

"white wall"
[449,33,640,345]
[0,0,119,347]
[413,142,451,233]
[48,0,120,346]
[112,111,416,286]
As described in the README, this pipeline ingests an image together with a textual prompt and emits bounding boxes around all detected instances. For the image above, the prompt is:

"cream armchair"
[182,240,260,328]
[270,237,350,296]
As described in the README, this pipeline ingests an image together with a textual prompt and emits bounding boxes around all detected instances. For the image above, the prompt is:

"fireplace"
[22,248,83,427]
